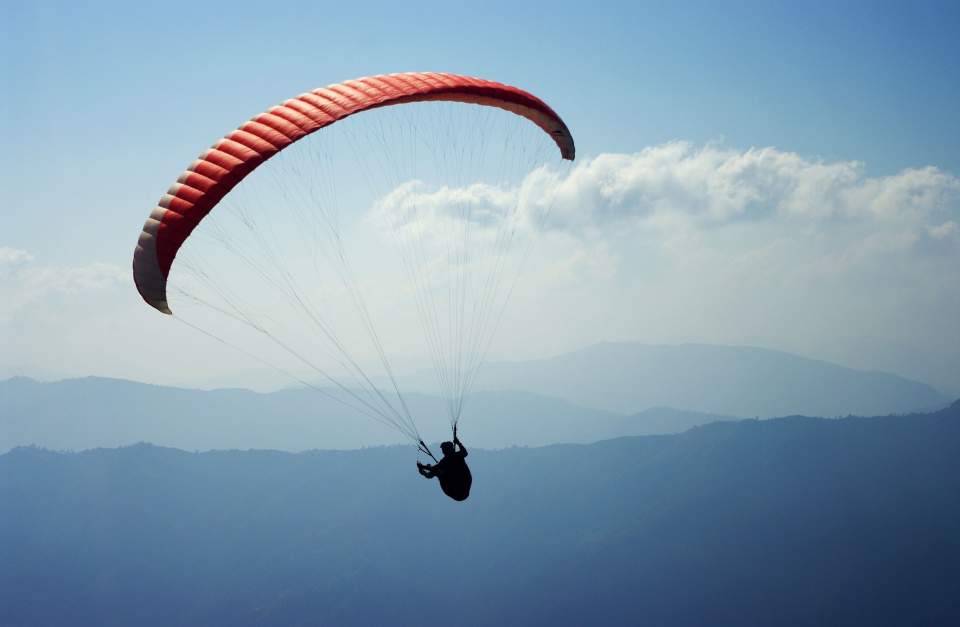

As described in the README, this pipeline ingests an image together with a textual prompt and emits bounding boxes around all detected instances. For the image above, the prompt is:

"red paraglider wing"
[133,72,575,314]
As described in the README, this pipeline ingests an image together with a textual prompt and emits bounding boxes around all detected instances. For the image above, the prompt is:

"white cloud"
[368,141,960,253]
[539,142,959,232]
[370,180,517,231]
[363,143,960,391]
[4,143,958,395]
[0,249,128,322]
[0,250,161,386]
[929,220,958,240]
[0,246,34,267]
[366,143,960,297]
[23,262,128,294]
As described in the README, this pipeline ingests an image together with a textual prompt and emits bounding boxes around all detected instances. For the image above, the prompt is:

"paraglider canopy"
[132,71,574,454]
[133,72,574,315]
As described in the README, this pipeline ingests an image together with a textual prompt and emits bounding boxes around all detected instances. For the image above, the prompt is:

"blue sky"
[2,0,959,394]
[3,0,959,260]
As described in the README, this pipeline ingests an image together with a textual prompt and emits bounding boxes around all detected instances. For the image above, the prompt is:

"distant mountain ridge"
[0,376,732,453]
[451,342,949,417]
[2,341,949,453]
[3,403,959,626]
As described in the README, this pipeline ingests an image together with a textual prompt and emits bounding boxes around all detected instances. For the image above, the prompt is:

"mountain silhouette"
[0,376,732,452]
[451,342,948,416]
[2,402,958,626]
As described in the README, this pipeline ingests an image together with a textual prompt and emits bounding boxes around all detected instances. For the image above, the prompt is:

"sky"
[2,0,959,395]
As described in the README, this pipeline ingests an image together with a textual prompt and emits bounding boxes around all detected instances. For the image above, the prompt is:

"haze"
[3,1,958,397]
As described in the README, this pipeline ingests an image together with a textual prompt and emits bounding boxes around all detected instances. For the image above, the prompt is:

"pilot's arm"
[418,460,448,478]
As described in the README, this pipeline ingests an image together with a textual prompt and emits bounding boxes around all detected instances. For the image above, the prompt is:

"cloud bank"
[377,141,958,237]
[0,249,127,322]
[542,142,958,229]
[367,142,959,392]
[3,143,958,394]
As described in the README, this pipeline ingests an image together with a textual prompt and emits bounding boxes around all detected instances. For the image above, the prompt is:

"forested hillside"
[3,402,958,626]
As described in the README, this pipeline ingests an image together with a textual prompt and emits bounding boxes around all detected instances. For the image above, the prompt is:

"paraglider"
[131,72,574,489]
[133,72,573,314]
[417,427,472,501]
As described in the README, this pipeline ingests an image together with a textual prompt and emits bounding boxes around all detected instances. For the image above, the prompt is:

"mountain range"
[0,376,730,453]
[2,342,949,453]
[3,401,958,626]
[438,342,949,417]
